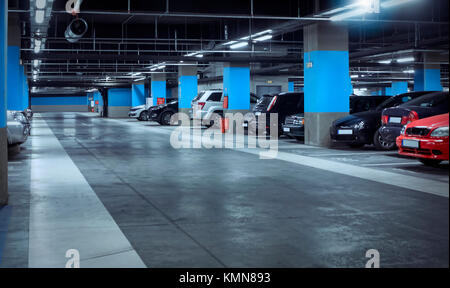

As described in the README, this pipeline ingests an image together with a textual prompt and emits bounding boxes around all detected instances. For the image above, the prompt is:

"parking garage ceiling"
[8,0,450,94]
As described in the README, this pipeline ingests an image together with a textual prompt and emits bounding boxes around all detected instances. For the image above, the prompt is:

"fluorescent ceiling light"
[36,0,47,9]
[34,45,41,53]
[396,57,415,63]
[403,70,415,74]
[195,54,204,58]
[381,0,414,8]
[33,70,38,75]
[224,41,237,46]
[134,77,146,82]
[253,35,273,42]
[378,59,392,64]
[330,8,367,21]
[33,59,39,67]
[129,72,143,76]
[35,10,45,24]
[185,52,198,57]
[240,29,273,41]
[230,42,248,49]
[351,74,359,78]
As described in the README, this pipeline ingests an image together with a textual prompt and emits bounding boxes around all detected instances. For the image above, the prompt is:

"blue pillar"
[414,69,425,91]
[7,46,24,110]
[107,88,132,118]
[151,74,166,106]
[223,63,250,110]
[288,82,294,92]
[303,23,351,146]
[391,82,408,96]
[415,53,443,92]
[178,64,198,111]
[132,84,146,107]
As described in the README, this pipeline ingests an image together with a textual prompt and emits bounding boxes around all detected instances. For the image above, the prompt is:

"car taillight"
[381,115,389,125]
[198,102,206,110]
[267,96,278,112]
[401,110,419,125]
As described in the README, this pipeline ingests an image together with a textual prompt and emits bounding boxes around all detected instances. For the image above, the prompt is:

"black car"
[245,92,304,136]
[330,91,433,148]
[148,99,179,125]
[283,95,391,140]
[377,91,449,150]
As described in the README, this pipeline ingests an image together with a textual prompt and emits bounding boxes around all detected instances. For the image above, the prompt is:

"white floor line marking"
[28,115,146,268]
[93,115,449,198]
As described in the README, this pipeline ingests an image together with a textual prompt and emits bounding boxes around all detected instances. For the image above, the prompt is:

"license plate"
[389,117,402,124]
[283,128,290,133]
[402,139,419,149]
[255,112,261,116]
[338,129,353,135]
[242,123,248,127]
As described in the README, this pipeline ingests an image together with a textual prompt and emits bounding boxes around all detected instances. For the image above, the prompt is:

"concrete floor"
[0,112,448,268]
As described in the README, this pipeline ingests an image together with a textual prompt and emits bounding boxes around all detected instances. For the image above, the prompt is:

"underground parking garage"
[0,0,449,274]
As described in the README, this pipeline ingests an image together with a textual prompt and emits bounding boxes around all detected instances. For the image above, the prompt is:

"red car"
[396,113,449,166]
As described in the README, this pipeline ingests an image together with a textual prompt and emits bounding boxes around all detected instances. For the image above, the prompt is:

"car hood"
[131,105,145,110]
[333,110,380,126]
[407,113,449,128]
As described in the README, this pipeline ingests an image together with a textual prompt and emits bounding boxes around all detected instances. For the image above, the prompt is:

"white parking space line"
[28,116,146,268]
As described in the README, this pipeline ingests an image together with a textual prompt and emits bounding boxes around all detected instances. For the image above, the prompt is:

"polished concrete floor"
[1,112,448,268]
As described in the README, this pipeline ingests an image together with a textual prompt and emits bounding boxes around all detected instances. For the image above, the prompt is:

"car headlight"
[354,121,365,130]
[400,125,407,135]
[430,126,449,137]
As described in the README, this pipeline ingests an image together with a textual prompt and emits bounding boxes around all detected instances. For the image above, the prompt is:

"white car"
[128,104,151,121]
[191,90,224,127]
[7,111,29,146]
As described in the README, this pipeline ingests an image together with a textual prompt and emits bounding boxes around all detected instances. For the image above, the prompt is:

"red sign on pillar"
[223,96,228,109]
[157,98,165,105]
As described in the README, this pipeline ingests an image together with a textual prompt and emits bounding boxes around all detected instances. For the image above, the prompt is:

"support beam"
[391,81,408,95]
[303,23,351,147]
[0,0,8,205]
[132,84,146,107]
[178,63,198,116]
[414,52,443,92]
[151,74,166,106]
[223,63,250,113]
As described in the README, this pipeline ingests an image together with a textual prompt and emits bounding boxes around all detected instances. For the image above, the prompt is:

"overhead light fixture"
[33,59,39,67]
[378,59,392,64]
[36,0,47,9]
[253,35,273,42]
[134,77,146,82]
[330,8,367,21]
[185,52,198,57]
[381,0,414,9]
[396,57,415,63]
[224,41,237,46]
[230,42,248,49]
[33,75,37,81]
[403,70,415,74]
[33,70,38,75]
[34,45,41,54]
[35,10,45,24]
[129,72,143,77]
[240,29,273,40]
[351,74,359,78]
[158,65,166,69]
[195,54,204,58]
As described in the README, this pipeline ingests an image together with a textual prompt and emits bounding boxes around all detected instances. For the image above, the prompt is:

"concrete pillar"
[1,0,8,205]
[178,63,198,115]
[223,62,250,113]
[132,84,146,107]
[288,81,294,92]
[303,23,352,147]
[7,14,25,111]
[391,81,408,96]
[414,52,443,92]
[151,74,166,106]
[107,88,132,118]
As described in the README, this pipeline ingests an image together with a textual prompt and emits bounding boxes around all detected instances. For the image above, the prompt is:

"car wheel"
[211,113,223,129]
[161,111,174,126]
[419,159,442,167]
[374,130,396,150]
[138,111,149,121]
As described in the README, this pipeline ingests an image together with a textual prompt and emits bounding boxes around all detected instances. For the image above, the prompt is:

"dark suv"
[148,99,178,125]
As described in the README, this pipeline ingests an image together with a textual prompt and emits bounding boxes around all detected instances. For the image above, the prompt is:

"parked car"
[396,113,449,167]
[283,95,391,140]
[191,90,259,127]
[378,91,449,150]
[6,111,29,146]
[330,91,432,148]
[245,92,304,136]
[25,108,33,120]
[128,104,152,121]
[148,99,179,125]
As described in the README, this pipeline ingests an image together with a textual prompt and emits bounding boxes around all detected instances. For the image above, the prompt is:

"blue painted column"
[107,88,132,118]
[178,63,198,114]
[1,0,8,205]
[151,74,166,106]
[6,46,23,110]
[132,84,146,107]
[303,23,351,146]
[288,82,294,92]
[414,53,443,92]
[223,63,250,111]
[391,82,408,96]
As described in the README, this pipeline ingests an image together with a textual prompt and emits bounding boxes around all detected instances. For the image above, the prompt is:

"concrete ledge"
[0,127,8,206]
[31,105,88,112]
[305,112,349,147]
[108,106,131,118]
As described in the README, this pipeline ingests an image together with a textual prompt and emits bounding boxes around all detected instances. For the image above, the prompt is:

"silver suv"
[191,90,224,127]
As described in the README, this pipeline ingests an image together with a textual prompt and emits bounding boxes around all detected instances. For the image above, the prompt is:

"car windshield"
[400,92,448,108]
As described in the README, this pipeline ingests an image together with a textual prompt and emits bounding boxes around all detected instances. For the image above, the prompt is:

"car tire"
[138,111,149,121]
[210,113,223,129]
[160,111,174,126]
[419,159,442,167]
[373,130,396,150]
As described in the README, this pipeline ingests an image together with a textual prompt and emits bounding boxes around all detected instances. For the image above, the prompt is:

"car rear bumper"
[397,135,449,161]
[378,126,402,143]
